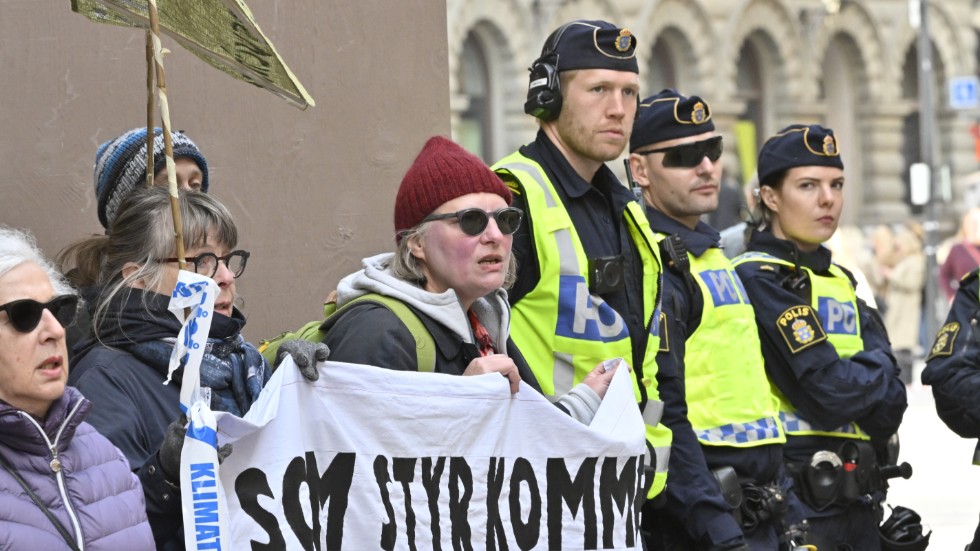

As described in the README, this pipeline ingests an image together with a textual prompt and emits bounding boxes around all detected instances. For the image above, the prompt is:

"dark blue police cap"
[545,20,638,74]
[630,89,715,152]
[757,124,843,185]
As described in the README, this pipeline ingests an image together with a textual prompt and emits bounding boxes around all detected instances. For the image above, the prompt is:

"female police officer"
[733,124,908,550]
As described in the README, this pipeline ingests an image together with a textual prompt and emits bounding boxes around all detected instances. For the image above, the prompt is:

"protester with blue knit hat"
[93,127,209,230]
[733,125,909,551]
[628,90,808,551]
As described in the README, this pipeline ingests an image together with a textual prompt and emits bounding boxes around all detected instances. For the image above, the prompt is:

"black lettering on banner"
[599,456,639,548]
[450,457,474,551]
[281,452,356,551]
[374,456,397,550]
[634,457,644,538]
[282,455,315,551]
[393,458,419,551]
[319,452,356,549]
[235,468,286,550]
[508,458,541,550]
[422,457,446,551]
[547,457,597,549]
[485,458,507,551]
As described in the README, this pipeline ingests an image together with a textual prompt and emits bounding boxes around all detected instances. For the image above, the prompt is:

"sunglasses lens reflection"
[495,209,523,235]
[458,210,490,235]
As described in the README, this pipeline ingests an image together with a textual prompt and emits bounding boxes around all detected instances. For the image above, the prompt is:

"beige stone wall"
[447,0,980,226]
[0,0,450,342]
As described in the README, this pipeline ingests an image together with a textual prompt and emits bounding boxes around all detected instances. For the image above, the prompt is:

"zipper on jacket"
[21,399,87,551]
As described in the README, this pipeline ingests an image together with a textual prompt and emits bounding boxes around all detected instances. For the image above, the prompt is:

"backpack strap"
[321,293,437,373]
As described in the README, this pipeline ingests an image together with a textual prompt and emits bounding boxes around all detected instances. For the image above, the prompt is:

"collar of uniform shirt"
[646,207,720,257]
[749,229,833,273]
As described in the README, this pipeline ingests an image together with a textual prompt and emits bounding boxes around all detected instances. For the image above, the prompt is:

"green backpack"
[258,293,436,372]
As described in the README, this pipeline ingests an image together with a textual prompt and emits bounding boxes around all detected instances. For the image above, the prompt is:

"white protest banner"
[163,270,231,549]
[191,357,646,550]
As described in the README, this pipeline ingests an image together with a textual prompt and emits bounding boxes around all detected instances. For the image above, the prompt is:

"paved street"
[886,364,978,550]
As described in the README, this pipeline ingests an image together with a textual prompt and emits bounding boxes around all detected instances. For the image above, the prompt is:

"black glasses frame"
[0,295,79,333]
[160,250,250,278]
[422,207,524,236]
[637,136,723,168]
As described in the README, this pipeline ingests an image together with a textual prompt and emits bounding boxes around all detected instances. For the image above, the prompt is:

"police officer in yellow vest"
[627,89,806,551]
[733,125,908,551]
[491,20,673,539]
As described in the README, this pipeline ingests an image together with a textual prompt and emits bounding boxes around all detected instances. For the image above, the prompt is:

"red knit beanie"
[394,136,512,240]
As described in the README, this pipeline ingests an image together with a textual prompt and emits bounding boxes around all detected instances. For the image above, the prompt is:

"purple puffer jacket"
[0,386,154,550]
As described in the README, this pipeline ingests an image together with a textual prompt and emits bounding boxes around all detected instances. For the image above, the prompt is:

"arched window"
[458,34,492,161]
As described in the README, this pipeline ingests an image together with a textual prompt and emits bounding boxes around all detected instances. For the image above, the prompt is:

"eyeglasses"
[0,295,79,333]
[422,207,524,236]
[160,250,250,278]
[637,136,723,168]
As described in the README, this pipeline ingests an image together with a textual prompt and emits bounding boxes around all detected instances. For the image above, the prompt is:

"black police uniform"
[921,268,980,551]
[734,230,909,551]
[507,130,682,545]
[647,210,803,550]
[508,130,650,372]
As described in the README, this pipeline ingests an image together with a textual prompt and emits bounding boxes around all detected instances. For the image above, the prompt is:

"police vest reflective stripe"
[658,238,783,447]
[494,152,672,498]
[733,251,869,440]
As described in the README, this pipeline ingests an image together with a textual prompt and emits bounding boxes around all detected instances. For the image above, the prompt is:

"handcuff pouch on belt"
[790,440,877,511]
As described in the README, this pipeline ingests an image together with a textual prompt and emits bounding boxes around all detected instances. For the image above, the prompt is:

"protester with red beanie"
[322,136,618,422]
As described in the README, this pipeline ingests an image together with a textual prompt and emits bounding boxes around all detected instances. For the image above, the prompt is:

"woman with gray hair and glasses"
[61,186,325,549]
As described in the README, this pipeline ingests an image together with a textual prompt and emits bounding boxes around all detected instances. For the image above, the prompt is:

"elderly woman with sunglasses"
[0,226,154,550]
[323,137,616,420]
[58,186,320,548]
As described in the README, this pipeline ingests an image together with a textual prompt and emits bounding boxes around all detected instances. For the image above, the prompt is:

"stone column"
[861,103,912,224]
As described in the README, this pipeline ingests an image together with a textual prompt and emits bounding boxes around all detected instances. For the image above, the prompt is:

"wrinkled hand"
[582,360,630,400]
[275,340,330,382]
[158,414,233,481]
[463,354,521,394]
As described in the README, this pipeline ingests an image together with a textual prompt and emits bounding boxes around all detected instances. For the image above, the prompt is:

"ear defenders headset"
[524,22,576,121]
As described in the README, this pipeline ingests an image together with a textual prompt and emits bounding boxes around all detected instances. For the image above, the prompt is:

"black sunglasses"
[422,207,524,236]
[0,295,79,333]
[637,136,723,168]
[160,250,250,278]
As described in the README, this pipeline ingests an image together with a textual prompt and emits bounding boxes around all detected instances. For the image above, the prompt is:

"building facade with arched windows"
[448,0,980,227]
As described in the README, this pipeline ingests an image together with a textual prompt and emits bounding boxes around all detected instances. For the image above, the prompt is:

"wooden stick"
[147,0,186,271]
[145,30,155,189]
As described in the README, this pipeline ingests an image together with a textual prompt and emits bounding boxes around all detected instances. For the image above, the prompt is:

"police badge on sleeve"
[926,322,959,361]
[776,305,827,354]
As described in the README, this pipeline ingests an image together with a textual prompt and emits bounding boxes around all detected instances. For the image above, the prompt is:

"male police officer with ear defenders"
[923,268,980,551]
[627,89,808,551]
[492,20,674,545]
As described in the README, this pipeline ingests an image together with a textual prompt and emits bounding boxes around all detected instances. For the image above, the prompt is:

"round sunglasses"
[0,295,79,333]
[422,207,524,236]
[637,136,723,168]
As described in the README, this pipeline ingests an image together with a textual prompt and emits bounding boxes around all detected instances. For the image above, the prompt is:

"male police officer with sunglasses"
[492,20,675,539]
[627,90,807,551]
